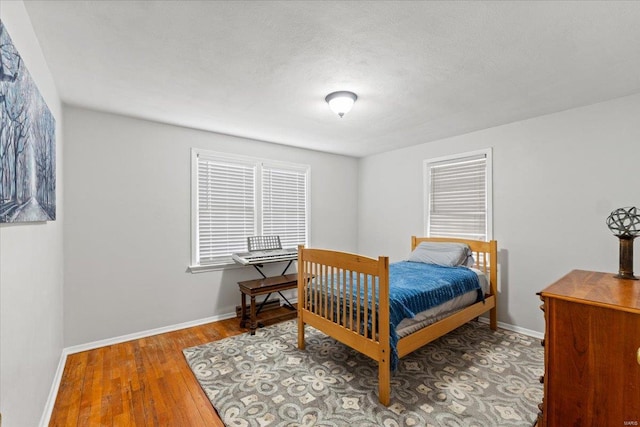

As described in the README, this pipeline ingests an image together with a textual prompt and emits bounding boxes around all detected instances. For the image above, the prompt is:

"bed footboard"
[297,246,391,405]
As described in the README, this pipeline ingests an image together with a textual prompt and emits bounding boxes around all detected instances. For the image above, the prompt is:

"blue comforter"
[387,261,483,329]
[371,261,483,369]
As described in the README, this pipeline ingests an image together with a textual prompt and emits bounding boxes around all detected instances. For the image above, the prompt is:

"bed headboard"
[411,236,498,297]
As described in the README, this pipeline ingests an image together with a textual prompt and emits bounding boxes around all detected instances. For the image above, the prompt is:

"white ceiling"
[23,1,640,157]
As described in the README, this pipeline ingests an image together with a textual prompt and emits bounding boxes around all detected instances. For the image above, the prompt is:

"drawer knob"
[539,303,545,312]
[637,347,640,366]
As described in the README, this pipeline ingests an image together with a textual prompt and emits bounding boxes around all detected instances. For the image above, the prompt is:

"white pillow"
[407,242,474,267]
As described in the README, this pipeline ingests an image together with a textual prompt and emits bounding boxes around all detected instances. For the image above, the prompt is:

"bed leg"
[378,352,391,406]
[297,315,305,350]
[490,306,497,331]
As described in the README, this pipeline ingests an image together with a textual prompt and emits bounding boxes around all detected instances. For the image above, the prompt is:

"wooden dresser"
[537,270,640,426]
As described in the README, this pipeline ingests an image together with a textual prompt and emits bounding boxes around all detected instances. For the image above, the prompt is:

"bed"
[296,236,498,406]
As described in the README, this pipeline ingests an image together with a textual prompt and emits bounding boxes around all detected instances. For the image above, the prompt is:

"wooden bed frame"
[296,236,498,406]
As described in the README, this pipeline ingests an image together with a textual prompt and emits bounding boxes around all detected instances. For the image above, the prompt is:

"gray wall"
[0,2,64,426]
[63,107,359,347]
[358,92,640,334]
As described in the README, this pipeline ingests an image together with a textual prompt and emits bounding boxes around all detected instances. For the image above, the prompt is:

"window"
[191,149,310,269]
[262,165,308,249]
[424,149,492,241]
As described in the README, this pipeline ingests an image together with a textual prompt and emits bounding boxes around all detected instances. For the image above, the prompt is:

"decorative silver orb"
[606,206,640,237]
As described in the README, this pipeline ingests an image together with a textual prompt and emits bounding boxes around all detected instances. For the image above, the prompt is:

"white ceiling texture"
[23,1,640,157]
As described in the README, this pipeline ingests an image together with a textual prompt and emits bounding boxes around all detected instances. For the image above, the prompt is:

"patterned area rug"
[183,320,543,427]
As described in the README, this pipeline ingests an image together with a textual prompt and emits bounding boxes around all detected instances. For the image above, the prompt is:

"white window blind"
[191,149,310,269]
[195,153,256,265]
[262,165,308,249]
[425,150,492,241]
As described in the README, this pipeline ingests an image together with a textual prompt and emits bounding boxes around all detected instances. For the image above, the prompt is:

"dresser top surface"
[540,269,640,312]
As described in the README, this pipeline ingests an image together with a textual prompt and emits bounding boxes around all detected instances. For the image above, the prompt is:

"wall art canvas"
[0,20,56,223]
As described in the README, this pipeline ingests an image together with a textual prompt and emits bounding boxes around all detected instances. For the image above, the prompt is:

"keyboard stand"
[251,259,294,279]
[250,259,296,313]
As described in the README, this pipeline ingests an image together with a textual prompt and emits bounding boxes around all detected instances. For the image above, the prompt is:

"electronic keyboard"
[232,248,298,265]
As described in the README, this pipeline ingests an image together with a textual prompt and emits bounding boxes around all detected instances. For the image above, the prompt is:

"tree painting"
[0,20,56,223]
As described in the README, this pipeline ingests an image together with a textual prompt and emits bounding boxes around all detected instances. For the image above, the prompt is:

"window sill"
[187,263,242,274]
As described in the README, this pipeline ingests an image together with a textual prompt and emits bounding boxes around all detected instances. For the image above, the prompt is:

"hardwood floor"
[49,310,293,426]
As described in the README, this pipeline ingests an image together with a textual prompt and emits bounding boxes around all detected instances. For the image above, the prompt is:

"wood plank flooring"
[49,310,293,426]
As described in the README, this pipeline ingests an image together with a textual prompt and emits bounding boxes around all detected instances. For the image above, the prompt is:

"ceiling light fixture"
[325,91,357,118]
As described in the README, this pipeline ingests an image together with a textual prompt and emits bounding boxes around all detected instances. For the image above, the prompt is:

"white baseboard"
[38,349,68,427]
[477,316,544,339]
[64,311,238,354]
